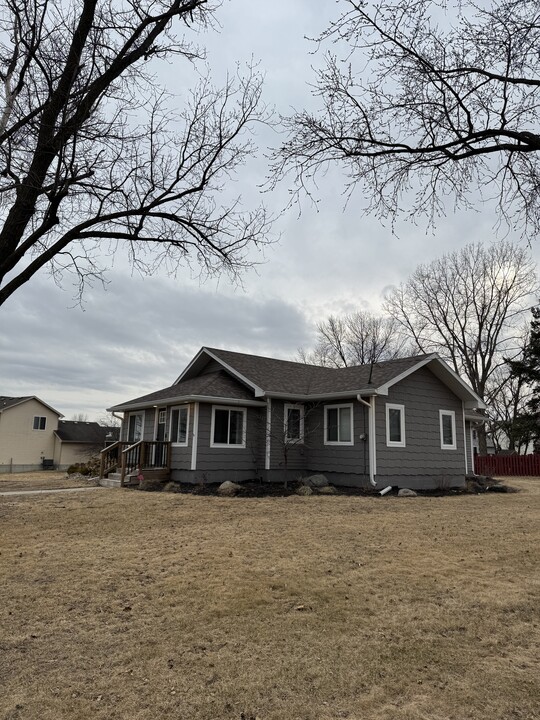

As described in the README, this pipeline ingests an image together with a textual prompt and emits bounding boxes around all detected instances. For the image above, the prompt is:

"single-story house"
[53,421,119,469]
[106,347,486,489]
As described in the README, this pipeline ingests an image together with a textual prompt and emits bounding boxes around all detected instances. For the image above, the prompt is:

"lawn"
[1,478,538,720]
[0,471,96,492]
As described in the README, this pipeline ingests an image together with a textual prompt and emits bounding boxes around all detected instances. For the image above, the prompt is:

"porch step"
[99,476,122,488]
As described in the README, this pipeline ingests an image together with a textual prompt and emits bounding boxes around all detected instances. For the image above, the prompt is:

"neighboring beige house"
[0,396,119,472]
[53,421,119,468]
[0,396,63,472]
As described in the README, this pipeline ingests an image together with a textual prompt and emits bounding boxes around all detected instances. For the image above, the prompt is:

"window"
[440,410,456,449]
[211,406,246,447]
[158,409,167,425]
[127,412,144,443]
[33,416,46,431]
[284,403,304,443]
[324,404,353,445]
[386,403,405,447]
[170,406,189,445]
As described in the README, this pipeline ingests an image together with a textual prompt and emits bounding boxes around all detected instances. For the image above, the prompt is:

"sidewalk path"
[0,486,106,496]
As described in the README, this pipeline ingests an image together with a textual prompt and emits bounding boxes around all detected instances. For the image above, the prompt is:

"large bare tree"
[274,0,540,239]
[384,241,538,451]
[0,0,271,307]
[299,310,409,367]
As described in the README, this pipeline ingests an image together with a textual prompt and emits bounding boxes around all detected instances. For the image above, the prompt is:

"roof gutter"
[107,395,267,412]
[264,389,380,402]
[357,395,377,487]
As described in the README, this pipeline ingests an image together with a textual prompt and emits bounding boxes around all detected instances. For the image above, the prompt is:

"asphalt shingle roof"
[0,396,32,411]
[117,370,255,409]
[206,348,430,395]
[55,421,119,443]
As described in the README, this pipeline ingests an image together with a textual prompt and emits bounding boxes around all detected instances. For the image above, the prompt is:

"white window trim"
[127,411,145,443]
[170,405,190,447]
[324,403,354,446]
[386,403,406,447]
[33,416,47,431]
[284,403,304,443]
[210,405,247,448]
[440,410,457,450]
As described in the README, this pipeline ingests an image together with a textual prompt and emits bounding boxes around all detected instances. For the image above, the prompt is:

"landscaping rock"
[302,473,329,489]
[398,488,417,497]
[317,485,338,495]
[296,485,313,496]
[217,481,243,497]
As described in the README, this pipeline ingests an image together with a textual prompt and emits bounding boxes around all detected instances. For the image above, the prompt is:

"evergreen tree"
[508,306,540,450]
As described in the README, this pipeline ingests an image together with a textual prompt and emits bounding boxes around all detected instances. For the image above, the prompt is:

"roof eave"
[265,389,380,401]
[174,347,265,396]
[108,394,267,412]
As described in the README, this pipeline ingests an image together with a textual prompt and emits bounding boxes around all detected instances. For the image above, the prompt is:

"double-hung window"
[324,404,353,445]
[170,406,189,445]
[284,404,304,443]
[211,406,246,448]
[33,416,46,431]
[439,410,457,449]
[386,404,405,447]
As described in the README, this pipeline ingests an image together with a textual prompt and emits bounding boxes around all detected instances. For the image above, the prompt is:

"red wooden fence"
[475,454,540,477]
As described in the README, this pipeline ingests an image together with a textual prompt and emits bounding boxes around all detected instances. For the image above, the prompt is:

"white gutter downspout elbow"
[357,395,377,487]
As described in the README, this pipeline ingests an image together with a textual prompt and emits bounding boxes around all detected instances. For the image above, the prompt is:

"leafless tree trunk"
[0,0,271,307]
[273,0,540,241]
[384,241,538,454]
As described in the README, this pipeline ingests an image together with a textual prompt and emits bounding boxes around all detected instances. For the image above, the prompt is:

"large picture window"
[440,410,457,450]
[386,403,405,447]
[324,404,353,445]
[284,403,304,443]
[211,406,246,447]
[170,406,189,445]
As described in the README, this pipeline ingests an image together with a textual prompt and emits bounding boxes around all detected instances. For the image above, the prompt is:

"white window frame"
[284,403,304,443]
[33,416,47,431]
[169,405,190,447]
[324,403,354,446]
[127,411,144,443]
[386,403,406,447]
[210,406,247,448]
[440,410,457,450]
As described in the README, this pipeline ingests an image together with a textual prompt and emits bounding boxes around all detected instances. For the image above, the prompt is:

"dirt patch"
[1,477,538,720]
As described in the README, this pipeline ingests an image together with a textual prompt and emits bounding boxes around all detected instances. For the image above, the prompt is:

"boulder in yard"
[302,473,329,489]
[398,488,417,497]
[317,485,337,495]
[296,485,313,496]
[217,481,243,497]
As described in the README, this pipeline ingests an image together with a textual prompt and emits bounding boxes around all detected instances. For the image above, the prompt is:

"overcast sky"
[1,0,539,420]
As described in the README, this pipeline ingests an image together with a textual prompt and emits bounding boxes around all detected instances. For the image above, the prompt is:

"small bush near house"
[66,459,100,476]
[137,478,166,492]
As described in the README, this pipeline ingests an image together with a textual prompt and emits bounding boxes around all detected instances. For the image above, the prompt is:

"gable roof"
[55,421,119,443]
[0,395,63,416]
[111,347,485,412]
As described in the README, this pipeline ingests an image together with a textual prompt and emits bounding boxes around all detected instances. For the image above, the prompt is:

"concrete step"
[99,477,122,488]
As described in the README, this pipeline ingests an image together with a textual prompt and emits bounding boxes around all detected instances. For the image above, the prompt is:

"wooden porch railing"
[100,440,171,481]
[475,453,540,477]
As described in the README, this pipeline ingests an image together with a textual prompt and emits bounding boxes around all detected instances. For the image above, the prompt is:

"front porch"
[99,440,171,486]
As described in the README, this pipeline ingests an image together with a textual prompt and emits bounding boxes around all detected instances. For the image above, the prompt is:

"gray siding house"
[107,347,485,489]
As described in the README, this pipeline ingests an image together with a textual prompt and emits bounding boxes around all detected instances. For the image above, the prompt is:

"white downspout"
[357,395,377,487]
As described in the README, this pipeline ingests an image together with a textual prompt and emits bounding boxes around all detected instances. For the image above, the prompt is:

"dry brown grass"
[0,471,96,492]
[1,478,539,720]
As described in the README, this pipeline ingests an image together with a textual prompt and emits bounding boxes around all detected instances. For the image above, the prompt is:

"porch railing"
[100,440,171,481]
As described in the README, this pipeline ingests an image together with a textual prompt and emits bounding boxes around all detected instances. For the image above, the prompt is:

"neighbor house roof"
[0,395,63,416]
[54,421,119,444]
[110,347,485,412]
